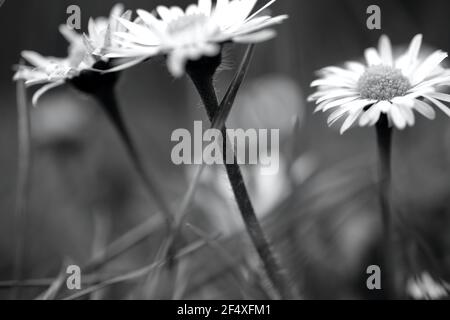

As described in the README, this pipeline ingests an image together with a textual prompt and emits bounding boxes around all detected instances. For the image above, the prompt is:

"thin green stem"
[375,114,396,299]
[94,88,174,229]
[187,68,296,300]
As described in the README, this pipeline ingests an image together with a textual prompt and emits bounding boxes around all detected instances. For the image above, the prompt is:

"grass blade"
[12,63,32,299]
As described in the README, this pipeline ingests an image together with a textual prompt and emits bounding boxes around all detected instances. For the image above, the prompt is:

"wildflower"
[309,34,450,134]
[106,0,288,77]
[13,4,133,105]
[83,4,131,57]
[406,272,449,300]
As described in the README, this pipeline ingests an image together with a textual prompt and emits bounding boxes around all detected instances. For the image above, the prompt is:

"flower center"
[167,13,210,36]
[357,65,411,100]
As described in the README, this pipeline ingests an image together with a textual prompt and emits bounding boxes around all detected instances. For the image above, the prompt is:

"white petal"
[316,90,359,104]
[59,24,82,45]
[426,92,450,103]
[137,9,166,34]
[378,35,393,66]
[328,99,375,125]
[321,96,359,112]
[116,17,158,41]
[389,104,407,129]
[398,34,422,75]
[413,99,436,120]
[376,100,392,113]
[156,6,174,22]
[245,0,274,22]
[310,77,356,88]
[233,29,276,43]
[365,48,382,66]
[102,56,150,73]
[198,0,212,15]
[167,50,187,78]
[32,81,64,107]
[410,74,450,92]
[340,109,363,134]
[423,95,450,117]
[359,103,382,126]
[21,51,52,69]
[412,50,448,85]
[391,96,415,107]
[345,62,366,74]
[398,104,415,126]
[318,66,361,81]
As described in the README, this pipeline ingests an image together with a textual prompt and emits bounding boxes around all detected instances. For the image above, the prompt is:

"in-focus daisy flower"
[309,34,450,134]
[406,272,449,300]
[106,0,288,77]
[13,4,133,105]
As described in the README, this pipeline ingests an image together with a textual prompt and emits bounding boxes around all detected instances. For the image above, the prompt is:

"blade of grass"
[35,261,69,300]
[12,64,32,299]
[63,238,214,300]
[186,223,263,299]
[85,214,162,272]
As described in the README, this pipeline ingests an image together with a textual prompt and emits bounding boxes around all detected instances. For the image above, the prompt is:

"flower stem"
[187,67,296,300]
[375,114,396,299]
[12,76,32,299]
[94,88,174,229]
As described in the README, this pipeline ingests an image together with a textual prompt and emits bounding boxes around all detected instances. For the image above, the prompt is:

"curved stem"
[187,72,296,300]
[94,88,174,229]
[375,114,396,298]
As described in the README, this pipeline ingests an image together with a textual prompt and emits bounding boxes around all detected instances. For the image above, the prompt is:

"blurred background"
[1,0,450,299]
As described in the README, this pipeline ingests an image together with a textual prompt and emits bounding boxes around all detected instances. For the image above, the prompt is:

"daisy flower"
[83,4,132,57]
[106,0,288,77]
[309,34,450,134]
[13,4,133,105]
[13,26,92,106]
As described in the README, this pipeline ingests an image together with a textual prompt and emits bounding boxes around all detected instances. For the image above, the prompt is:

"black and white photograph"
[1,0,450,306]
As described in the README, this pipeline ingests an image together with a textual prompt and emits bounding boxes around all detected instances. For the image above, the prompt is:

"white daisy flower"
[106,0,288,77]
[13,4,133,105]
[309,34,450,134]
[406,272,449,300]
[84,4,132,57]
[13,26,93,106]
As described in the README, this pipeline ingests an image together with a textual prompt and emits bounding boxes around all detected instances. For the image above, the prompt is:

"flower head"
[13,4,132,105]
[84,4,132,57]
[106,0,288,77]
[309,34,450,134]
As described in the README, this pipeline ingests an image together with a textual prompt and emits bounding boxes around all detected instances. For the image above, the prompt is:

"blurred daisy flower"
[13,4,132,105]
[106,0,288,77]
[83,4,132,57]
[13,27,92,106]
[309,34,450,134]
[406,272,449,300]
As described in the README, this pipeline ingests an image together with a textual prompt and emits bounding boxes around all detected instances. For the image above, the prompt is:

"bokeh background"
[1,0,450,299]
